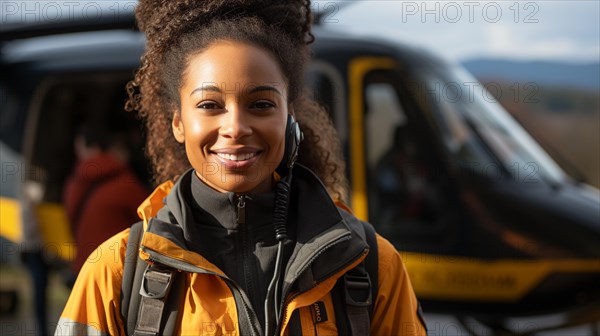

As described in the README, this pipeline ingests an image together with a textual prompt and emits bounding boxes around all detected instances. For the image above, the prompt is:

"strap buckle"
[139,263,174,299]
[344,273,372,307]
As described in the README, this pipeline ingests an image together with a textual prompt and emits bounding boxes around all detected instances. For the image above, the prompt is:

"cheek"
[183,116,213,143]
[187,121,203,138]
[272,124,287,159]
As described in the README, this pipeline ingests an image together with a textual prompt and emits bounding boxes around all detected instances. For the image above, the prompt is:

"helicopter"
[1,7,599,335]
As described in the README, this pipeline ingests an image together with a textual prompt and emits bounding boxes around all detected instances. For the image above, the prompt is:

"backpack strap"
[343,265,371,336]
[133,263,176,336]
[120,221,184,336]
[332,221,379,335]
[121,222,144,334]
[363,221,378,317]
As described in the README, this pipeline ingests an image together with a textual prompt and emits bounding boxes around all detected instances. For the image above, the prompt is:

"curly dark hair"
[126,0,348,202]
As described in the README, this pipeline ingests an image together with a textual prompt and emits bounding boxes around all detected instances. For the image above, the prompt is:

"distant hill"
[462,59,600,91]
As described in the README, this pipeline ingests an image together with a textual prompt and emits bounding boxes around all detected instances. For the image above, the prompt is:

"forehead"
[183,41,288,91]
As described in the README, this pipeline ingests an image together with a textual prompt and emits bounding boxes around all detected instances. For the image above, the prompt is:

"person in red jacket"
[63,122,148,274]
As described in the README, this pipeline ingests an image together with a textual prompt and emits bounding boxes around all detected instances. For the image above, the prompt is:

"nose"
[219,105,252,139]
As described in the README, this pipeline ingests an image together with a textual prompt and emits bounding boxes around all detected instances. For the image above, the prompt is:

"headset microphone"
[276,114,303,175]
[266,114,303,335]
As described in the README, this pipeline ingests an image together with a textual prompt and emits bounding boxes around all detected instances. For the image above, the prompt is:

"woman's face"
[173,40,289,194]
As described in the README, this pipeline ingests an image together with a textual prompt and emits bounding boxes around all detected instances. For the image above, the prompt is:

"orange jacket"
[56,168,426,335]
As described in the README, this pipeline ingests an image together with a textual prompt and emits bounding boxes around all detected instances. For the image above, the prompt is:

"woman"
[56,0,427,335]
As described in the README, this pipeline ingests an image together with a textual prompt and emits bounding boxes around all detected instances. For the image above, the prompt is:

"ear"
[172,111,185,143]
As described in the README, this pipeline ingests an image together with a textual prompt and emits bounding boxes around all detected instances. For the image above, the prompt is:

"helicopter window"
[421,74,498,172]
[0,84,18,148]
[365,83,407,169]
[420,67,565,184]
[1,81,30,199]
[452,67,565,184]
[363,80,405,228]
[306,61,348,143]
[363,74,456,252]
[0,142,23,199]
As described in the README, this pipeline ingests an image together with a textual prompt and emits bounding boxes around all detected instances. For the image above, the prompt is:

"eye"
[250,100,275,109]
[197,101,222,109]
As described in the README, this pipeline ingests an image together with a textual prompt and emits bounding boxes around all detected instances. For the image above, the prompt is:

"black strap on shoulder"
[343,267,371,336]
[363,221,379,314]
[120,222,184,336]
[331,221,379,335]
[121,222,143,329]
[121,222,145,334]
[133,263,176,336]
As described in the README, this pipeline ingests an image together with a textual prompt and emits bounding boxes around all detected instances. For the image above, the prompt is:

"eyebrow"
[190,84,220,97]
[248,85,282,96]
[190,84,282,97]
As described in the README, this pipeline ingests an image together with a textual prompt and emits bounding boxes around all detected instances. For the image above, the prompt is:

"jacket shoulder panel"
[57,229,130,335]
[371,234,427,335]
[375,234,399,279]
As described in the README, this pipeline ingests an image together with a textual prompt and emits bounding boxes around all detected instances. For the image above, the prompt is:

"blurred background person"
[62,120,148,276]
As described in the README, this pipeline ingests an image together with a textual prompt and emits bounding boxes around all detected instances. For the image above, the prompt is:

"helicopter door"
[346,58,462,254]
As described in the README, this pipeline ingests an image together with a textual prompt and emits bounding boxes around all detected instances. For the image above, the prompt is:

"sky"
[319,1,600,64]
[1,1,598,64]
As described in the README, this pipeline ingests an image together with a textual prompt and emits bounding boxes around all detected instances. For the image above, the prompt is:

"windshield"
[417,65,566,185]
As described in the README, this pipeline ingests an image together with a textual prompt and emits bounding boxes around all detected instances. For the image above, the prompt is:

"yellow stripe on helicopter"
[402,251,600,301]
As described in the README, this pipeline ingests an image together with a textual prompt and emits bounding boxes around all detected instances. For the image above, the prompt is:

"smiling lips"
[216,152,258,161]
[212,149,261,169]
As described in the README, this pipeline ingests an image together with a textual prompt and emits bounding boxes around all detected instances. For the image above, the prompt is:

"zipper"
[141,247,263,336]
[235,194,259,335]
[237,195,249,224]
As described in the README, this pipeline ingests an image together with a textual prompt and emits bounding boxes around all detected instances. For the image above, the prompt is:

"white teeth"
[217,152,257,161]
